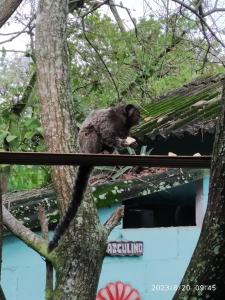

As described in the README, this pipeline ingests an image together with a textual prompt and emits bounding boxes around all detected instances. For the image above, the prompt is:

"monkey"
[48,104,140,252]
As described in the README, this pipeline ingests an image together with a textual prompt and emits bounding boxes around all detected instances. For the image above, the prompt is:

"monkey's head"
[125,104,140,128]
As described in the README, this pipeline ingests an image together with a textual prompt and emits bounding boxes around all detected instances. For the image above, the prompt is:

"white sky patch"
[0,0,35,53]
[101,0,145,29]
[0,0,144,54]
[1,0,224,58]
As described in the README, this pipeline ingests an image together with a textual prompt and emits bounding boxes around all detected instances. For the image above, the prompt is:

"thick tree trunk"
[173,80,225,299]
[35,1,109,299]
[54,189,108,300]
[0,190,6,300]
[35,0,77,213]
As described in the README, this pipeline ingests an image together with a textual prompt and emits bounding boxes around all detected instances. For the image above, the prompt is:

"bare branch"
[110,3,138,38]
[172,0,225,49]
[81,0,108,17]
[108,0,126,33]
[2,205,51,260]
[0,29,26,45]
[37,203,49,241]
[198,3,211,48]
[0,16,34,45]
[172,0,198,15]
[11,71,36,116]
[0,49,27,53]
[203,8,225,17]
[104,205,124,233]
[0,0,23,28]
[37,204,53,295]
[0,30,25,36]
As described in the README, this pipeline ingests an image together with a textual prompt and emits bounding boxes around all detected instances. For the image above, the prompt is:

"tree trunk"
[173,79,225,299]
[0,190,6,300]
[35,1,109,299]
[35,0,77,213]
[54,189,108,300]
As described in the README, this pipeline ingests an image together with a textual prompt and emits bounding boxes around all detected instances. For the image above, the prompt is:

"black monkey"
[48,104,140,252]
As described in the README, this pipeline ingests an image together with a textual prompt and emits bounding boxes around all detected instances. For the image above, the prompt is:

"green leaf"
[112,166,132,180]
[0,131,8,143]
[126,147,136,155]
[140,145,148,155]
[6,135,17,143]
[95,166,116,171]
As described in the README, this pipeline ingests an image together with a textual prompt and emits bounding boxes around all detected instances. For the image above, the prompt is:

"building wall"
[99,227,200,299]
[2,176,210,300]
[2,236,46,300]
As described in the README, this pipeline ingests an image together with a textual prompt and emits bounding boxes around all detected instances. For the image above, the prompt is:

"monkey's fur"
[48,104,140,252]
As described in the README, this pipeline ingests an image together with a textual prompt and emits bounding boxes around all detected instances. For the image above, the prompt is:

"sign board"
[106,241,143,256]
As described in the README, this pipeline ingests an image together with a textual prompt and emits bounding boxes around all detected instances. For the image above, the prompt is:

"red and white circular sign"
[96,281,141,300]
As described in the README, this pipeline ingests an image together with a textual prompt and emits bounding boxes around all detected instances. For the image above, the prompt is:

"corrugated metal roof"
[134,74,224,141]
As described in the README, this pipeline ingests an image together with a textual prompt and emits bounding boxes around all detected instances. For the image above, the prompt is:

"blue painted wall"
[2,236,46,300]
[2,176,209,300]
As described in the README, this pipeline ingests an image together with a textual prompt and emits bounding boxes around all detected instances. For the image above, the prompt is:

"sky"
[1,0,224,56]
[0,0,146,54]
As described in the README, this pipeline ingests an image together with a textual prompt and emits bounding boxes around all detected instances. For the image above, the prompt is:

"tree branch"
[0,15,35,45]
[37,204,53,296]
[0,49,27,53]
[108,0,126,33]
[0,286,6,300]
[11,70,36,115]
[69,0,85,12]
[172,0,225,48]
[203,8,225,17]
[81,15,120,101]
[2,205,52,261]
[104,205,124,233]
[37,203,49,241]
[113,2,138,38]
[0,0,23,28]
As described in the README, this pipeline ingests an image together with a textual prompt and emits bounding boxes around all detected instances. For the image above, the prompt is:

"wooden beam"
[0,152,211,168]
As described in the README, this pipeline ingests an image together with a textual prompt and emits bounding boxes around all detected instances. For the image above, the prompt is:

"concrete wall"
[2,176,209,300]
[2,236,46,300]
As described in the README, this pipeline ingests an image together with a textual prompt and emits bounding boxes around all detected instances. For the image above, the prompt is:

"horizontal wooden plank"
[0,152,211,168]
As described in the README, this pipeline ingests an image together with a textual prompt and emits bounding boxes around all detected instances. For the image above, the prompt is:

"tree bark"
[108,0,126,33]
[0,190,6,300]
[35,0,77,214]
[173,79,225,299]
[0,0,23,28]
[35,1,112,299]
[0,286,6,300]
[2,205,49,259]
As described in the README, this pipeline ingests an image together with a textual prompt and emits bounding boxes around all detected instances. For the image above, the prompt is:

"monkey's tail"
[48,165,93,252]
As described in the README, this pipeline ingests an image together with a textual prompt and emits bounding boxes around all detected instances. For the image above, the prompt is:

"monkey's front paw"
[124,137,138,148]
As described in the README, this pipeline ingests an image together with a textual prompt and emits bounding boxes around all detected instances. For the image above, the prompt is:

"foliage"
[0,55,49,190]
[0,10,223,191]
[68,12,222,119]
[8,165,50,190]
[94,145,153,181]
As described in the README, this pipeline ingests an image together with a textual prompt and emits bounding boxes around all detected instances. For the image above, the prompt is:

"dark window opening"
[123,183,196,229]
